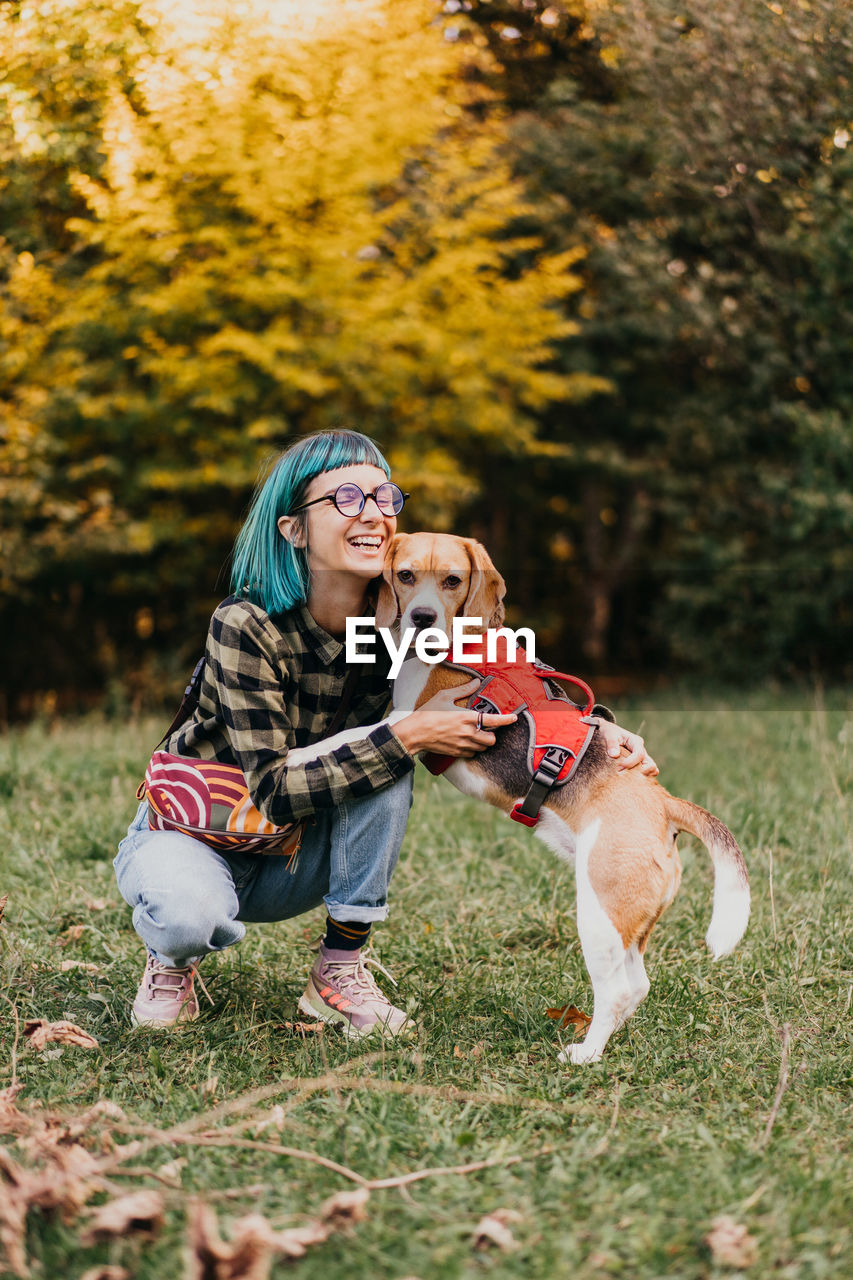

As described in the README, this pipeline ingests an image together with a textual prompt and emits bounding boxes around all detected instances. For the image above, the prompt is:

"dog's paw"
[558,1040,604,1066]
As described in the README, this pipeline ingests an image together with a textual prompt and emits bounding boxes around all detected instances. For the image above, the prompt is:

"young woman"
[115,429,655,1037]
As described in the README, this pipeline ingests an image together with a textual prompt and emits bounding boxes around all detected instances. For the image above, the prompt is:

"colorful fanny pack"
[138,750,303,857]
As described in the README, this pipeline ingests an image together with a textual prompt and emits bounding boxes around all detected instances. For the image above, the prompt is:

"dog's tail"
[664,796,750,958]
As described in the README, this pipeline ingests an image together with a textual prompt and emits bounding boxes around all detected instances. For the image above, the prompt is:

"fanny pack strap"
[154,656,207,750]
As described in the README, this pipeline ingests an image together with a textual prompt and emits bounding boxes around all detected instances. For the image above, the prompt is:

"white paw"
[558,1040,604,1066]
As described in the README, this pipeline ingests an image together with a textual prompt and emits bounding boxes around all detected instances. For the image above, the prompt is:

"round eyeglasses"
[290,481,409,518]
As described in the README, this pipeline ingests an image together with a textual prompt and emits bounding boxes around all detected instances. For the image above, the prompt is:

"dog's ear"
[374,535,403,629]
[462,539,506,628]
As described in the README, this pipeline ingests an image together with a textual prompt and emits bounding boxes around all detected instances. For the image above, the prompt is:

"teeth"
[350,537,382,548]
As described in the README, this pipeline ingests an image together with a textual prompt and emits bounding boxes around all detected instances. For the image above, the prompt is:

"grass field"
[1,686,851,1278]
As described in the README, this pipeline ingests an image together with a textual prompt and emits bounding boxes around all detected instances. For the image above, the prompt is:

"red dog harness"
[421,637,598,828]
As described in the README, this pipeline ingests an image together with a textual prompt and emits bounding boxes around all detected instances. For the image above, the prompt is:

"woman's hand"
[394,678,517,757]
[592,718,659,776]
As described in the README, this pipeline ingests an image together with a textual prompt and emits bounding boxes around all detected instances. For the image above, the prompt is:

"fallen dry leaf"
[79,1189,165,1246]
[187,1202,326,1280]
[0,893,8,924]
[32,1142,99,1208]
[472,1207,523,1253]
[0,1092,144,1274]
[0,1150,30,1278]
[26,1108,113,1153]
[0,1141,102,1276]
[158,1157,187,1182]
[80,1267,130,1280]
[705,1215,758,1269]
[186,1187,370,1280]
[84,898,109,911]
[85,1099,125,1123]
[280,1021,325,1036]
[58,924,86,945]
[23,1020,99,1051]
[453,1042,484,1061]
[545,1004,593,1034]
[318,1187,370,1229]
[0,1084,28,1137]
[59,960,101,974]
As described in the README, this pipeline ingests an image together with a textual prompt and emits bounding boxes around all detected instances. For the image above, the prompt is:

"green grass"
[1,686,851,1278]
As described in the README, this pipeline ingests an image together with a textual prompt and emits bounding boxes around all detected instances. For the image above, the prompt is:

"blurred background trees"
[1,0,851,717]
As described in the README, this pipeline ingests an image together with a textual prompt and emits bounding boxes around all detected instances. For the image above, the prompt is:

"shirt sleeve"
[207,602,413,826]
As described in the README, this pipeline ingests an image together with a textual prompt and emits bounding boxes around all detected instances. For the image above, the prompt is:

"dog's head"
[376,532,506,635]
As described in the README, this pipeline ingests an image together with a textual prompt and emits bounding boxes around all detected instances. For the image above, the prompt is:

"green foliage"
[459,0,853,675]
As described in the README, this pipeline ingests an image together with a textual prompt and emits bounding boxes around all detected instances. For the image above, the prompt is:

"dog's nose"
[410,607,438,632]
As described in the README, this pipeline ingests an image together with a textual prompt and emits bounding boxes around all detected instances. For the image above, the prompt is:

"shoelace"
[323,952,398,1005]
[147,959,214,1006]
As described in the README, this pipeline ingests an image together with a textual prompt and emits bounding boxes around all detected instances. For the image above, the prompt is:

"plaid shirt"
[166,596,413,826]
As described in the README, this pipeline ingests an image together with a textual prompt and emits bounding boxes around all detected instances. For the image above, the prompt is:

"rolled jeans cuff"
[324,899,391,924]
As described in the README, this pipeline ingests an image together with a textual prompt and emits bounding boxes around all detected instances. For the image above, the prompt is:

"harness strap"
[510,744,576,827]
[423,752,455,777]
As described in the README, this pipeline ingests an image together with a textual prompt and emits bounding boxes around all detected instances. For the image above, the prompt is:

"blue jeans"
[114,774,414,967]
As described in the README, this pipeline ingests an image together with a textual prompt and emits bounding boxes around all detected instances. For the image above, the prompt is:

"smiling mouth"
[348,536,383,551]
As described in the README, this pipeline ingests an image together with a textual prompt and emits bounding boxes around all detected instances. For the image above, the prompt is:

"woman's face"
[277,463,397,582]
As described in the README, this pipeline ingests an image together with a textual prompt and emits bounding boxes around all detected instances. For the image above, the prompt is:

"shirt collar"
[292,602,344,665]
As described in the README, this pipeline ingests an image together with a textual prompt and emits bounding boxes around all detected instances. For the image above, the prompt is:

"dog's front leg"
[390,657,431,715]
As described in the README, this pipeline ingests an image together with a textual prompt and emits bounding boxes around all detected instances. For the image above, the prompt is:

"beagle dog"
[375,532,750,1064]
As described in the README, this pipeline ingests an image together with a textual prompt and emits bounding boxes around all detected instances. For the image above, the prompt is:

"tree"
[456,0,853,675]
[0,0,595,711]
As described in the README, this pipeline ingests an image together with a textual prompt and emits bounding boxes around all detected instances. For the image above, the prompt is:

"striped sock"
[323,916,372,952]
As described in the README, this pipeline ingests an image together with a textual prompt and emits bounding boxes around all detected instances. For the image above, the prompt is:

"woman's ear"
[375,536,402,629]
[462,539,506,627]
[277,514,306,549]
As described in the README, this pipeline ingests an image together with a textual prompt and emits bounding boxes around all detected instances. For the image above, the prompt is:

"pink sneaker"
[131,952,200,1028]
[298,946,416,1040]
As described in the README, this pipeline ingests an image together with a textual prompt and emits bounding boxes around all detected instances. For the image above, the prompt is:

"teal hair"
[230,430,391,614]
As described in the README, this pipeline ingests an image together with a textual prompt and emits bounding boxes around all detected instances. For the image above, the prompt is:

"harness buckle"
[533,745,573,784]
[510,747,576,828]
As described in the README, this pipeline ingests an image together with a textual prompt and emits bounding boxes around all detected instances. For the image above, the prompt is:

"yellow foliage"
[1,0,597,589]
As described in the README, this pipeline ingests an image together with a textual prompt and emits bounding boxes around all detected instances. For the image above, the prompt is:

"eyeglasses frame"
[289,482,410,518]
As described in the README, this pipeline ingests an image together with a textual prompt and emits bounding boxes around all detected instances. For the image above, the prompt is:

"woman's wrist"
[392,712,425,755]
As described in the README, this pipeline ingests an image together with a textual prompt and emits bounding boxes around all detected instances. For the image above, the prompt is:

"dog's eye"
[397,569,415,584]
[443,575,462,589]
